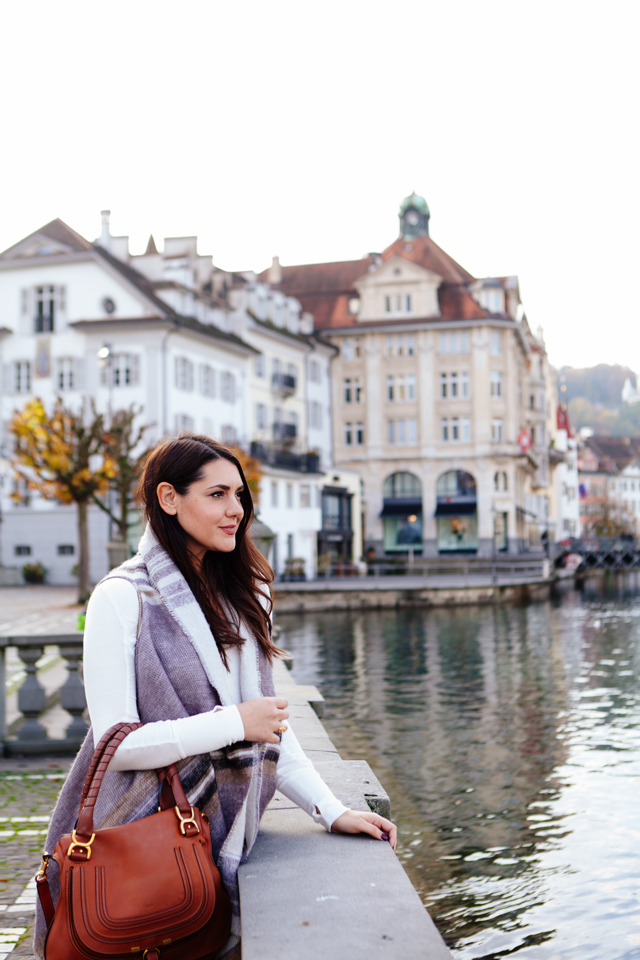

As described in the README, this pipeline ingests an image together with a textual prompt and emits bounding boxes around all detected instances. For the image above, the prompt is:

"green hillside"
[558,364,640,437]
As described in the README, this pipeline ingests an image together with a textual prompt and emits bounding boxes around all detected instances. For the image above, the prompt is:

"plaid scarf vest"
[34,527,280,959]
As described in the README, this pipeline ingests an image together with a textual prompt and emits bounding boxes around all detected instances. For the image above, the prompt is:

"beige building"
[264,194,559,558]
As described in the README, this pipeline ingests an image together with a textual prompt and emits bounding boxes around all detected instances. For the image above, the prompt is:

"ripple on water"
[278,589,640,957]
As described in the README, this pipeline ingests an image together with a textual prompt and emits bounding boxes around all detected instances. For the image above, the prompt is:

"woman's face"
[157,458,245,563]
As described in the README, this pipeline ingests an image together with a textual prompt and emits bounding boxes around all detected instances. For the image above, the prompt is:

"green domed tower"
[399,192,430,239]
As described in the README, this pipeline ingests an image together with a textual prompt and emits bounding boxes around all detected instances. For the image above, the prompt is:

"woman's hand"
[331,810,397,851]
[237,697,289,744]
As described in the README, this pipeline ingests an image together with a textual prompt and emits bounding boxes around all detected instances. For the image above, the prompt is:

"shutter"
[131,354,140,386]
[73,358,85,391]
[20,289,28,315]
[174,356,180,388]
[187,360,194,392]
[230,374,235,404]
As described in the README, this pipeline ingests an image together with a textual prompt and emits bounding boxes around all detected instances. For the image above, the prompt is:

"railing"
[249,441,320,473]
[0,635,87,756]
[310,557,548,581]
[271,372,296,396]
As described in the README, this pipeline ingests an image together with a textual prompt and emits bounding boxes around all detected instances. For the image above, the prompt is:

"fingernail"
[380,832,389,841]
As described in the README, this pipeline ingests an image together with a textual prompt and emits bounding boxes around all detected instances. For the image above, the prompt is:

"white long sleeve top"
[83,578,348,832]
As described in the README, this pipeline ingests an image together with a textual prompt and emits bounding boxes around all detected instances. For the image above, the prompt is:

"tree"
[91,406,154,548]
[10,399,116,603]
[581,486,636,539]
[229,446,263,510]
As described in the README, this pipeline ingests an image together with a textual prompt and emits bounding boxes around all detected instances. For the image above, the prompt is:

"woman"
[36,434,395,960]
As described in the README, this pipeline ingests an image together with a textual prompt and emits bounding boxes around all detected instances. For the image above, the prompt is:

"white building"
[553,404,581,539]
[0,214,338,584]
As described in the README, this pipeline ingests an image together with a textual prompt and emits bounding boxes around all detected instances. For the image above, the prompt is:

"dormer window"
[384,293,412,317]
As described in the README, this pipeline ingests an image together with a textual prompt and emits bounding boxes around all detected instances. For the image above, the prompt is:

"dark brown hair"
[138,433,279,664]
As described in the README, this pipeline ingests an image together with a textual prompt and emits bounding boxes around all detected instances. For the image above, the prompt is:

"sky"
[1,0,638,371]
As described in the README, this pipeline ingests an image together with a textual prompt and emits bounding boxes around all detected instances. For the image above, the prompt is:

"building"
[262,194,560,558]
[553,404,581,539]
[578,436,640,537]
[0,215,337,583]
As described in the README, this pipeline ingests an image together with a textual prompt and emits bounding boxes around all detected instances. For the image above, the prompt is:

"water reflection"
[278,583,640,959]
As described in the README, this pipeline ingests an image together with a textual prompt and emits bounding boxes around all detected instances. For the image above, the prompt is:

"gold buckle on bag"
[174,805,200,836]
[68,829,96,860]
[36,854,51,881]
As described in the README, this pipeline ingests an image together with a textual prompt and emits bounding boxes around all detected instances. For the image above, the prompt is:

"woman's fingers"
[331,810,397,851]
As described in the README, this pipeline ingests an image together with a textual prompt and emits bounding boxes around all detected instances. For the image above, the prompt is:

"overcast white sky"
[1,0,638,371]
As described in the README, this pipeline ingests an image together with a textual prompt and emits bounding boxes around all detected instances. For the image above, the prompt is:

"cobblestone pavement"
[0,761,73,959]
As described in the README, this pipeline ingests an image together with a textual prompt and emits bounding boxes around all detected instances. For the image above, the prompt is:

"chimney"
[99,210,112,252]
[267,255,282,285]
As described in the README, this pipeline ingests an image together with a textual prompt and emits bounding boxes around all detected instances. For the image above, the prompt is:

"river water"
[277,579,640,959]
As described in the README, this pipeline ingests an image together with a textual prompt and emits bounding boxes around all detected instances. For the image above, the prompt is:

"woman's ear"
[157,482,179,516]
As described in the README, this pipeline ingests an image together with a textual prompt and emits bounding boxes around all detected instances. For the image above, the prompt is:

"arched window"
[494,471,508,492]
[436,470,476,499]
[381,472,422,553]
[436,470,478,553]
[383,471,422,499]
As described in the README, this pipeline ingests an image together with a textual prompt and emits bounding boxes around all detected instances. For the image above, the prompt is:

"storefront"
[381,472,423,553]
[436,470,478,553]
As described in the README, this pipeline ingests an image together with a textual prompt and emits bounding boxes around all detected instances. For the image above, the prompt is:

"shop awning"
[380,498,423,518]
[435,501,477,516]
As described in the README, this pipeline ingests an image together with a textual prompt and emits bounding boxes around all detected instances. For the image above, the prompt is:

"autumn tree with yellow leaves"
[10,399,116,602]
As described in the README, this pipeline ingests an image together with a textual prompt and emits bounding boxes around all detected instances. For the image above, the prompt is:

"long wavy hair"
[138,433,279,665]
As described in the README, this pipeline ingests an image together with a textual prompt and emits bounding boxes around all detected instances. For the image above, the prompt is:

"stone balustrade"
[0,635,87,755]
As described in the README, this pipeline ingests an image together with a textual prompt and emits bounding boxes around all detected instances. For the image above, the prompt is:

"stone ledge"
[238,660,452,958]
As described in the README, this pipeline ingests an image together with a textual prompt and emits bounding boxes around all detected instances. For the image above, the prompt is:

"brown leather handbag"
[36,722,232,960]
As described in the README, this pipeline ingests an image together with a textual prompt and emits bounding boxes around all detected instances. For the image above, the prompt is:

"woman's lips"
[220,526,237,535]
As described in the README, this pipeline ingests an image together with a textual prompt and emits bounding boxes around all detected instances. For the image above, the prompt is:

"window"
[203,418,213,436]
[221,372,235,403]
[300,484,311,508]
[309,400,322,429]
[355,422,364,445]
[200,364,215,397]
[354,338,362,358]
[492,418,503,442]
[491,371,502,398]
[494,471,508,492]
[286,483,293,509]
[345,422,353,445]
[451,417,460,441]
[271,481,278,507]
[439,331,469,354]
[344,378,352,403]
[34,285,63,333]
[14,545,31,556]
[490,331,502,355]
[309,359,320,382]
[450,372,458,398]
[354,378,362,403]
[347,298,360,315]
[388,420,395,444]
[406,374,416,401]
[56,357,76,391]
[397,419,406,444]
[256,402,268,430]
[254,354,266,377]
[221,424,236,444]
[387,376,394,401]
[461,417,471,442]
[407,334,415,356]
[175,414,195,432]
[13,361,31,394]
[386,335,394,357]
[112,354,140,387]
[441,418,449,441]
[405,294,412,313]
[397,336,404,357]
[343,339,353,360]
[396,376,405,401]
[57,544,74,555]
[385,296,391,314]
[408,418,417,444]
[441,373,447,399]
[175,357,194,391]
[461,371,470,398]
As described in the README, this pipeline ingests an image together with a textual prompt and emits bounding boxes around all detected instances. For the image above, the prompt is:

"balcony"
[272,373,296,397]
[273,422,297,441]
[250,441,320,474]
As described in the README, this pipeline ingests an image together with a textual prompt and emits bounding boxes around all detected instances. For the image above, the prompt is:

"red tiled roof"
[258,257,373,296]
[380,234,475,284]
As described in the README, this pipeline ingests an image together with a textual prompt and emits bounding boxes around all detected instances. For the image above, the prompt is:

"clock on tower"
[399,193,430,239]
